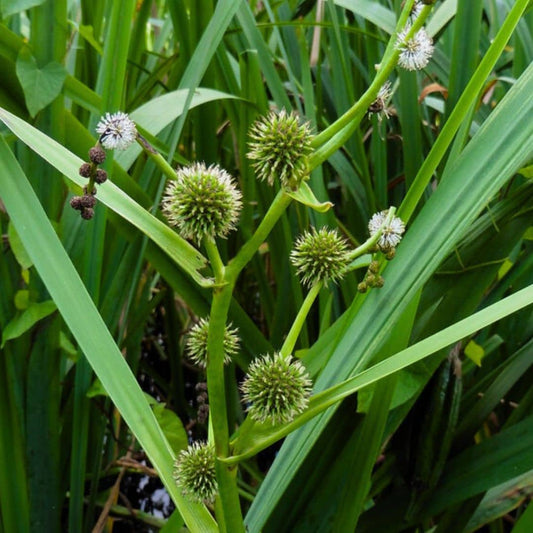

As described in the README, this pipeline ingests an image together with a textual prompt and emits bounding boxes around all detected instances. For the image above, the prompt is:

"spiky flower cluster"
[248,109,313,190]
[241,352,312,425]
[173,442,217,503]
[290,227,351,287]
[396,24,434,71]
[368,210,406,252]
[162,163,242,244]
[185,318,240,368]
[96,111,137,150]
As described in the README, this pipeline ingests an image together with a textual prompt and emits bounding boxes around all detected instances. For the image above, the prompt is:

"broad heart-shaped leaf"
[1,300,57,348]
[245,61,533,531]
[0,0,45,18]
[0,136,217,532]
[16,47,66,117]
[0,107,211,287]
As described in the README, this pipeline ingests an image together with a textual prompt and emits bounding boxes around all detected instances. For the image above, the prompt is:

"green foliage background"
[0,0,532,531]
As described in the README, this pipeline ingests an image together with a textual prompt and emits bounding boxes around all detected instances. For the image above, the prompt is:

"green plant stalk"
[136,134,179,183]
[225,190,293,282]
[345,207,398,265]
[205,188,297,529]
[225,283,533,463]
[308,0,427,167]
[206,283,244,531]
[203,238,225,284]
[280,281,323,357]
[398,0,531,223]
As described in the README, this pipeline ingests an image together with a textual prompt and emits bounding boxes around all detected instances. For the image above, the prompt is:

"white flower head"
[410,1,424,21]
[368,80,394,121]
[96,111,137,150]
[396,24,434,71]
[368,209,406,251]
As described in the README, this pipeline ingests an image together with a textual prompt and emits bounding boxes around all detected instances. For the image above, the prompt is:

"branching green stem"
[203,188,295,530]
[280,282,323,357]
[136,134,178,183]
[308,1,430,170]
[225,190,292,283]
[204,238,225,283]
[344,207,397,268]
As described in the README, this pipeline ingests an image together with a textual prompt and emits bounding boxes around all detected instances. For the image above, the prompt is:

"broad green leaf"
[151,403,189,456]
[15,47,66,117]
[464,471,533,532]
[116,88,242,170]
[464,339,484,366]
[518,164,533,178]
[246,54,533,530]
[0,137,217,532]
[285,182,334,213]
[1,300,57,347]
[7,220,32,269]
[333,0,395,34]
[0,0,45,18]
[0,106,211,287]
[512,498,533,533]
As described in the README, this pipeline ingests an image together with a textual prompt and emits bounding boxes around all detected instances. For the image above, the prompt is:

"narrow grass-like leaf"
[0,137,217,532]
[230,284,533,463]
[333,0,395,34]
[245,58,533,530]
[0,107,211,287]
[115,88,242,170]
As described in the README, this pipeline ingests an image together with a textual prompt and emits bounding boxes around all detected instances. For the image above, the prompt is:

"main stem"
[206,283,244,532]
[205,189,295,531]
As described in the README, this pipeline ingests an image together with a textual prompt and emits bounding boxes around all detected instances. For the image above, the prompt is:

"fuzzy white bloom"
[368,210,406,251]
[410,1,424,21]
[396,24,434,71]
[96,111,137,150]
[368,80,394,121]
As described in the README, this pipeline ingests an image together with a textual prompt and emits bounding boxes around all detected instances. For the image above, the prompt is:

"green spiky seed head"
[185,318,240,368]
[247,109,313,190]
[173,442,217,503]
[162,163,242,244]
[241,352,312,425]
[290,227,351,287]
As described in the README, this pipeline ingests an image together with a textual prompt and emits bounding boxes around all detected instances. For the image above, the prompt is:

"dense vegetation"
[0,1,532,532]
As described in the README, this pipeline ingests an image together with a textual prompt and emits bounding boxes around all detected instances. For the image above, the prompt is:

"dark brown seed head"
[89,145,106,164]
[80,207,95,220]
[70,196,83,210]
[79,194,96,208]
[95,169,108,184]
[79,163,92,178]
